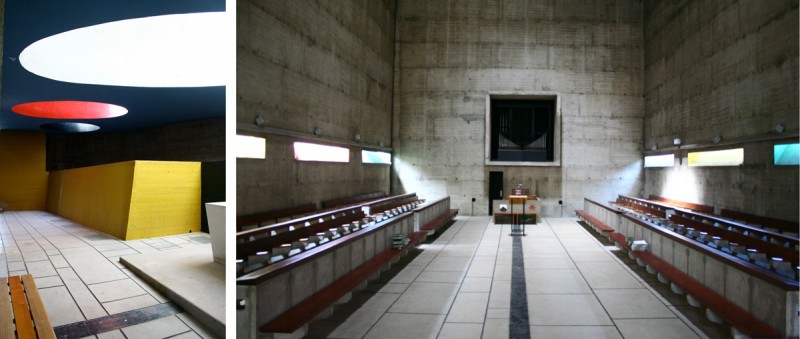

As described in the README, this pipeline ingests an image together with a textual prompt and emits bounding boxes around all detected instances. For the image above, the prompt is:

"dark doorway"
[489,171,503,215]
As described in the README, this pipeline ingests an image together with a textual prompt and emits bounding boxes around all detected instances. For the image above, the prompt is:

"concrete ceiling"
[0,0,226,133]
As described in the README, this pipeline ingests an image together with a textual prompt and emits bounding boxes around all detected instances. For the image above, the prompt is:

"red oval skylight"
[12,101,128,119]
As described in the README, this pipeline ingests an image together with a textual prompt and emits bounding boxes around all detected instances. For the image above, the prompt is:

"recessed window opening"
[688,148,743,167]
[362,150,391,164]
[294,142,349,163]
[235,135,266,159]
[774,143,799,166]
[644,154,674,167]
[490,98,555,162]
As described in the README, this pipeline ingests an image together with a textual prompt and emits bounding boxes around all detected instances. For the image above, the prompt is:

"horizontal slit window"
[362,150,391,164]
[235,135,265,159]
[294,142,349,163]
[774,143,799,166]
[644,154,674,168]
[688,148,743,167]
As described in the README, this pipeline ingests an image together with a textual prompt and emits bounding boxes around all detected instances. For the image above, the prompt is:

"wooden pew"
[363,193,419,215]
[237,212,424,338]
[669,214,799,268]
[720,209,799,235]
[260,230,427,333]
[321,191,386,209]
[614,196,666,218]
[414,197,458,234]
[579,207,787,338]
[670,210,798,249]
[236,206,365,265]
[236,203,318,231]
[648,195,714,214]
[576,210,614,235]
[1,275,56,339]
[618,195,798,249]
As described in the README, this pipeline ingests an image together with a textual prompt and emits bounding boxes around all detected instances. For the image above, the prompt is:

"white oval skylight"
[20,12,228,88]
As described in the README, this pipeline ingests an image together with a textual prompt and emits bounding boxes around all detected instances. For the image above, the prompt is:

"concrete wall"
[642,0,799,221]
[237,0,397,215]
[393,0,645,216]
[46,118,224,171]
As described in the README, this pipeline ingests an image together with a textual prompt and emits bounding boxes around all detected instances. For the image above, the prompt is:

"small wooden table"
[505,194,536,236]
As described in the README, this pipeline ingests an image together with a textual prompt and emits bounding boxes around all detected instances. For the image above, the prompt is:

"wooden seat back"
[720,209,799,235]
[648,195,714,214]
[236,203,318,231]
[321,191,386,209]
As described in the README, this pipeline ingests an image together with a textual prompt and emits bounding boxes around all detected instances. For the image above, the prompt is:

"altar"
[493,187,537,236]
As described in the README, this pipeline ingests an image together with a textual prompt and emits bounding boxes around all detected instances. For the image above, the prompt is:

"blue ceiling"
[0,0,226,132]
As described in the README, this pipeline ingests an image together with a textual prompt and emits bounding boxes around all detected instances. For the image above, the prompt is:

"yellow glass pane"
[688,148,743,167]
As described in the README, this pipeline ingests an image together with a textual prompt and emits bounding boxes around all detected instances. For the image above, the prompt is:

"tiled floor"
[304,216,711,339]
[0,211,217,338]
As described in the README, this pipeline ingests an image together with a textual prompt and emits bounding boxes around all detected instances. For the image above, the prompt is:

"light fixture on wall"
[772,123,785,134]
[254,115,264,127]
[712,135,722,144]
[651,144,658,151]
[354,133,362,142]
[313,127,321,136]
[673,137,682,146]
[379,140,384,147]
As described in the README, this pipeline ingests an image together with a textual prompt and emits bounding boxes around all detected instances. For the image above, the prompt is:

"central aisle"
[304,216,707,339]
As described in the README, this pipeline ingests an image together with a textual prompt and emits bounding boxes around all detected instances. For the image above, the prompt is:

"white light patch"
[294,142,349,163]
[644,154,674,168]
[20,12,229,87]
[236,135,265,159]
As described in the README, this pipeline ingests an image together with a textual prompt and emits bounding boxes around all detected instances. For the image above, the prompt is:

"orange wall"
[0,131,49,210]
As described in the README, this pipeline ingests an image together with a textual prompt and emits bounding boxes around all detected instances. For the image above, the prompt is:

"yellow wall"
[47,161,135,239]
[47,160,201,240]
[0,131,49,210]
[126,161,201,239]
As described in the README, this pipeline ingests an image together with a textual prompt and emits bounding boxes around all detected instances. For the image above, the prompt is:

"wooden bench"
[576,210,614,235]
[321,191,386,209]
[1,275,56,339]
[261,231,427,333]
[633,250,782,338]
[648,195,714,214]
[421,209,458,233]
[236,203,318,231]
[236,206,368,275]
[669,214,799,268]
[363,193,419,215]
[720,208,799,235]
[614,196,667,218]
